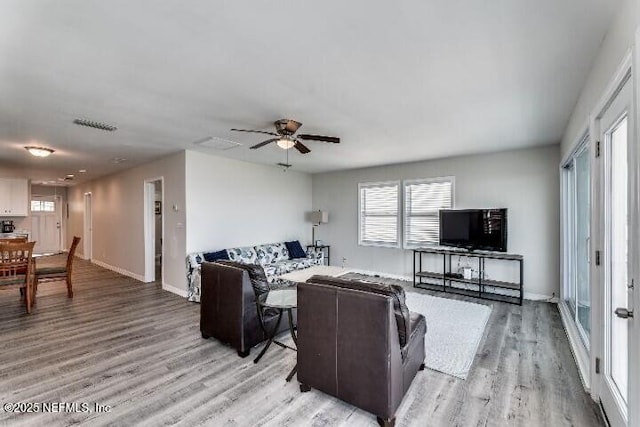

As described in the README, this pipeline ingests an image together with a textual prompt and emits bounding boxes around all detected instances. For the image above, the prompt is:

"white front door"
[30,196,61,254]
[598,74,637,427]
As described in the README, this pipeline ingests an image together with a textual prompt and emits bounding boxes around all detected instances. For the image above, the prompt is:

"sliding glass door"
[563,140,591,347]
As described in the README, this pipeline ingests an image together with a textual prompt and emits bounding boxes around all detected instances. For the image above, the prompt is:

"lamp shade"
[310,210,329,224]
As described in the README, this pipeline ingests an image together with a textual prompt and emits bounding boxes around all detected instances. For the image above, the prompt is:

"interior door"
[30,196,61,254]
[599,74,636,427]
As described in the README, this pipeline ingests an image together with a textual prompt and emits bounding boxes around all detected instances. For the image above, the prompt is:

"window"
[358,181,400,247]
[31,200,55,212]
[403,177,453,248]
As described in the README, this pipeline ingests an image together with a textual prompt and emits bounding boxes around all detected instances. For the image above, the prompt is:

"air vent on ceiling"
[193,136,242,151]
[73,118,117,132]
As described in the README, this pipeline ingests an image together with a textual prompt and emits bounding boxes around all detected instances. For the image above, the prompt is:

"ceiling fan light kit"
[25,146,55,157]
[231,118,340,155]
[276,137,296,150]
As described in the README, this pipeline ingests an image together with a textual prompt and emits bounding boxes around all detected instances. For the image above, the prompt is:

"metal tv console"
[412,247,523,305]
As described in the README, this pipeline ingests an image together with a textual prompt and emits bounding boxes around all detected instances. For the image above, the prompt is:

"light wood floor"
[0,256,603,426]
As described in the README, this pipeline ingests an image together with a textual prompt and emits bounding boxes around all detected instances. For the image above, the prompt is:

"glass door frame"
[559,131,593,390]
[561,138,592,345]
[590,48,638,426]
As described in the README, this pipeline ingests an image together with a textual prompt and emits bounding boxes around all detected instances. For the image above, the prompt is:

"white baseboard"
[162,283,188,298]
[558,301,591,391]
[347,269,555,302]
[92,259,145,282]
[524,292,558,302]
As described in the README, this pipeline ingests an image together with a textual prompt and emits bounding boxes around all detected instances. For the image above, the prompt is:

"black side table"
[253,289,298,382]
[307,245,330,266]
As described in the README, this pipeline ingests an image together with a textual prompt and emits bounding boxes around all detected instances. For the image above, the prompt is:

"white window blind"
[403,178,453,248]
[359,182,400,247]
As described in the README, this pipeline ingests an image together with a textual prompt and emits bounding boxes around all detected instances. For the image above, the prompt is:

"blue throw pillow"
[203,249,229,262]
[285,241,307,259]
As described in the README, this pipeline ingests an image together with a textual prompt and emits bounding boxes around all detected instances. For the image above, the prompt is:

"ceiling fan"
[230,119,340,154]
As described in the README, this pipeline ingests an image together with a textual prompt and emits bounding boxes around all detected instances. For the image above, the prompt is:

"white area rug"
[405,292,492,379]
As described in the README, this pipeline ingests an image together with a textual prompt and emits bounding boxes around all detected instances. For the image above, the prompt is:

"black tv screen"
[439,209,507,252]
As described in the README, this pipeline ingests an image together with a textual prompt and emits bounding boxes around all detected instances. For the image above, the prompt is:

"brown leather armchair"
[200,261,294,357]
[297,276,427,427]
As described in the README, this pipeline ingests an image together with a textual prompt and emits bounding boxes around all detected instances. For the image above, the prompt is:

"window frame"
[402,176,455,249]
[357,180,402,248]
[30,199,56,212]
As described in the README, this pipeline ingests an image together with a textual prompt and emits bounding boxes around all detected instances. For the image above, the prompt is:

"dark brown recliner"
[297,276,427,427]
[200,261,294,357]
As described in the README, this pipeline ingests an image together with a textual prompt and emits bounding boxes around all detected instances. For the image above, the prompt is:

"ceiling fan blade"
[297,134,340,144]
[293,140,311,154]
[230,128,278,136]
[250,138,279,149]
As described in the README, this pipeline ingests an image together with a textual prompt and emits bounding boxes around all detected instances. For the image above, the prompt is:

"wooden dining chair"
[0,237,27,244]
[34,236,81,299]
[0,241,36,314]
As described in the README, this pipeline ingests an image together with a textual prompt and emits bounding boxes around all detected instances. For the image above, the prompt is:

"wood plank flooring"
[0,256,603,426]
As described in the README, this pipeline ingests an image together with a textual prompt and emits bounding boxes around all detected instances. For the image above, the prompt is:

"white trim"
[162,284,188,298]
[561,120,591,166]
[92,259,145,282]
[559,300,591,391]
[143,177,164,284]
[523,292,557,302]
[589,47,635,423]
[592,51,633,122]
[559,131,592,391]
[630,29,640,427]
[83,192,92,261]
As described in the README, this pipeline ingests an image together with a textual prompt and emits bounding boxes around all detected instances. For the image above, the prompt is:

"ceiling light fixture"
[111,157,127,164]
[276,138,295,150]
[73,118,117,132]
[78,169,87,173]
[25,146,55,157]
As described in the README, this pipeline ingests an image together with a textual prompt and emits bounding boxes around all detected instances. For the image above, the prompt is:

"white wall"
[561,0,639,156]
[185,150,312,254]
[67,152,186,293]
[312,145,560,299]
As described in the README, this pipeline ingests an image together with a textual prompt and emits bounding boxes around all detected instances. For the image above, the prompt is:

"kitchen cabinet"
[0,178,29,216]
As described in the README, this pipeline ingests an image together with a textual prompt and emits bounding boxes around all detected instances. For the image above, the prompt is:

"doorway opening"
[144,178,163,283]
[83,192,92,261]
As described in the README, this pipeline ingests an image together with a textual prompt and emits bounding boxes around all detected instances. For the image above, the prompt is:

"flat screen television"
[439,209,508,252]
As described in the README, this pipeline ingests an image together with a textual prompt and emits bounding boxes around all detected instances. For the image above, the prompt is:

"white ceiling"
[0,0,621,183]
